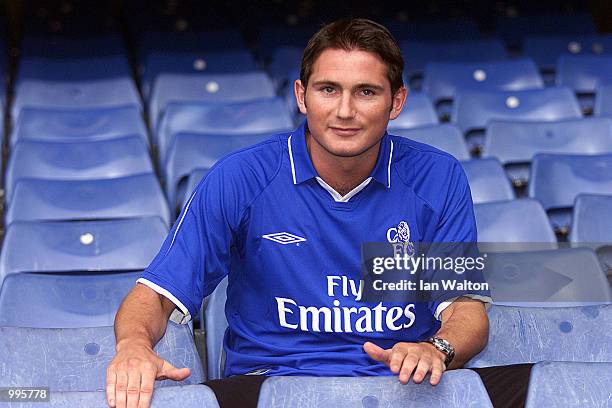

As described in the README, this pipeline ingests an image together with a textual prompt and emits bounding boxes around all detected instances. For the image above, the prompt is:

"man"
[107,19,506,408]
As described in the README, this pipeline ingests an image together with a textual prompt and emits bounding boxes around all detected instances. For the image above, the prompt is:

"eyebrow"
[311,80,385,92]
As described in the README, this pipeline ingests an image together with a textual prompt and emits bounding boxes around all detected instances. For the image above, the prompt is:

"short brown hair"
[300,18,405,95]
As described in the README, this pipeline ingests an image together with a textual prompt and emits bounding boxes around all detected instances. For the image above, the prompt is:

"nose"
[336,92,356,120]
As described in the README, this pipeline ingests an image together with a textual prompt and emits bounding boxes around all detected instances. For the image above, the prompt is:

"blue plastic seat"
[525,362,612,408]
[165,132,273,213]
[556,55,612,94]
[137,30,246,61]
[268,46,303,88]
[595,83,612,117]
[205,277,228,380]
[40,385,220,408]
[257,25,315,61]
[0,217,167,277]
[452,87,582,136]
[483,117,612,186]
[0,324,204,390]
[461,159,515,204]
[483,247,611,307]
[401,39,507,81]
[17,55,132,83]
[257,371,493,408]
[474,199,557,243]
[391,124,470,160]
[149,72,276,130]
[142,50,258,100]
[496,13,596,49]
[466,304,612,368]
[0,271,139,328]
[157,97,293,162]
[12,106,148,146]
[13,78,141,120]
[387,93,439,130]
[529,153,612,232]
[570,194,612,243]
[21,34,126,58]
[6,136,154,202]
[6,174,170,226]
[423,59,543,105]
[386,18,480,42]
[522,35,612,71]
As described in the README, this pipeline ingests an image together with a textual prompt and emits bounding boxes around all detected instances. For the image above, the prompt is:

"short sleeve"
[427,162,491,318]
[138,166,241,323]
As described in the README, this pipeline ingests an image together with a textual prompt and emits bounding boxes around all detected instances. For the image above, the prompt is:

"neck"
[306,131,381,197]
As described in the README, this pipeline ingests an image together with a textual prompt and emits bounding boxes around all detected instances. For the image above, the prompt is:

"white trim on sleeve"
[434,294,492,321]
[137,278,192,324]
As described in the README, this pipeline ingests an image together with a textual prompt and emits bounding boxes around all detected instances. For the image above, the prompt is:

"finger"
[398,353,419,384]
[138,369,156,408]
[106,369,117,407]
[389,349,409,374]
[429,359,445,386]
[126,369,141,408]
[115,371,128,408]
[411,358,432,384]
[158,360,191,381]
[363,342,390,365]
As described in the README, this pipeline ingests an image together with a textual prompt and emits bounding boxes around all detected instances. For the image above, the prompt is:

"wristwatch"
[426,337,455,368]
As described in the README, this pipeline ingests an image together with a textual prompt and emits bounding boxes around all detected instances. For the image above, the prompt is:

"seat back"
[461,159,515,204]
[0,324,205,390]
[392,124,470,160]
[570,194,612,243]
[556,54,612,94]
[387,93,438,130]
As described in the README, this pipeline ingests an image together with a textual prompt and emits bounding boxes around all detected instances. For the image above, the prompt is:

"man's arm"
[106,284,191,408]
[363,297,488,385]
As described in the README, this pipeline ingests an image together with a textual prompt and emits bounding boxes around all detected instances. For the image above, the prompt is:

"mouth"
[329,127,361,136]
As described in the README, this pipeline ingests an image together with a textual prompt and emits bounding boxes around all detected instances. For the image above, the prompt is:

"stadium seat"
[6,174,170,226]
[556,54,612,113]
[466,304,612,368]
[386,18,480,42]
[165,132,272,213]
[205,277,228,380]
[461,159,515,204]
[483,247,611,306]
[149,71,276,130]
[39,385,220,408]
[12,78,141,119]
[257,371,493,408]
[522,34,612,72]
[422,59,543,106]
[525,361,612,408]
[156,97,293,162]
[21,34,126,58]
[141,50,259,100]
[137,30,246,61]
[0,271,139,328]
[5,136,154,202]
[474,199,557,243]
[496,13,596,50]
[594,83,612,117]
[391,124,470,160]
[570,194,612,243]
[529,153,612,233]
[387,93,439,130]
[268,46,303,88]
[17,55,132,83]
[257,25,315,60]
[452,87,582,148]
[401,39,507,83]
[483,117,612,186]
[12,106,148,146]
[0,217,167,276]
[0,323,205,390]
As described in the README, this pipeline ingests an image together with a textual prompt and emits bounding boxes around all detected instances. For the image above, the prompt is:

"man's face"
[295,48,407,158]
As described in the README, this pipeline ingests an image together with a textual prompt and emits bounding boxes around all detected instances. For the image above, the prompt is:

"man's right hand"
[106,339,191,408]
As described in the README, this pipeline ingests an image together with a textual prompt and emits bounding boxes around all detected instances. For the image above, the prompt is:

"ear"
[389,86,408,120]
[294,79,308,115]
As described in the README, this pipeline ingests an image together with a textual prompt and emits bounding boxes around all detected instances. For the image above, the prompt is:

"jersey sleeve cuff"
[433,294,492,321]
[136,277,193,324]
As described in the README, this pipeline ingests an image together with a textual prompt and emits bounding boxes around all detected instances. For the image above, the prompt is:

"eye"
[321,86,335,94]
[361,89,375,96]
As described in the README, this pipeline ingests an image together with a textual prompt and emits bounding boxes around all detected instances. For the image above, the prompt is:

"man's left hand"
[363,341,446,385]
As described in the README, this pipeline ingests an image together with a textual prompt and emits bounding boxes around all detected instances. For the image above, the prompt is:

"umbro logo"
[262,232,306,245]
